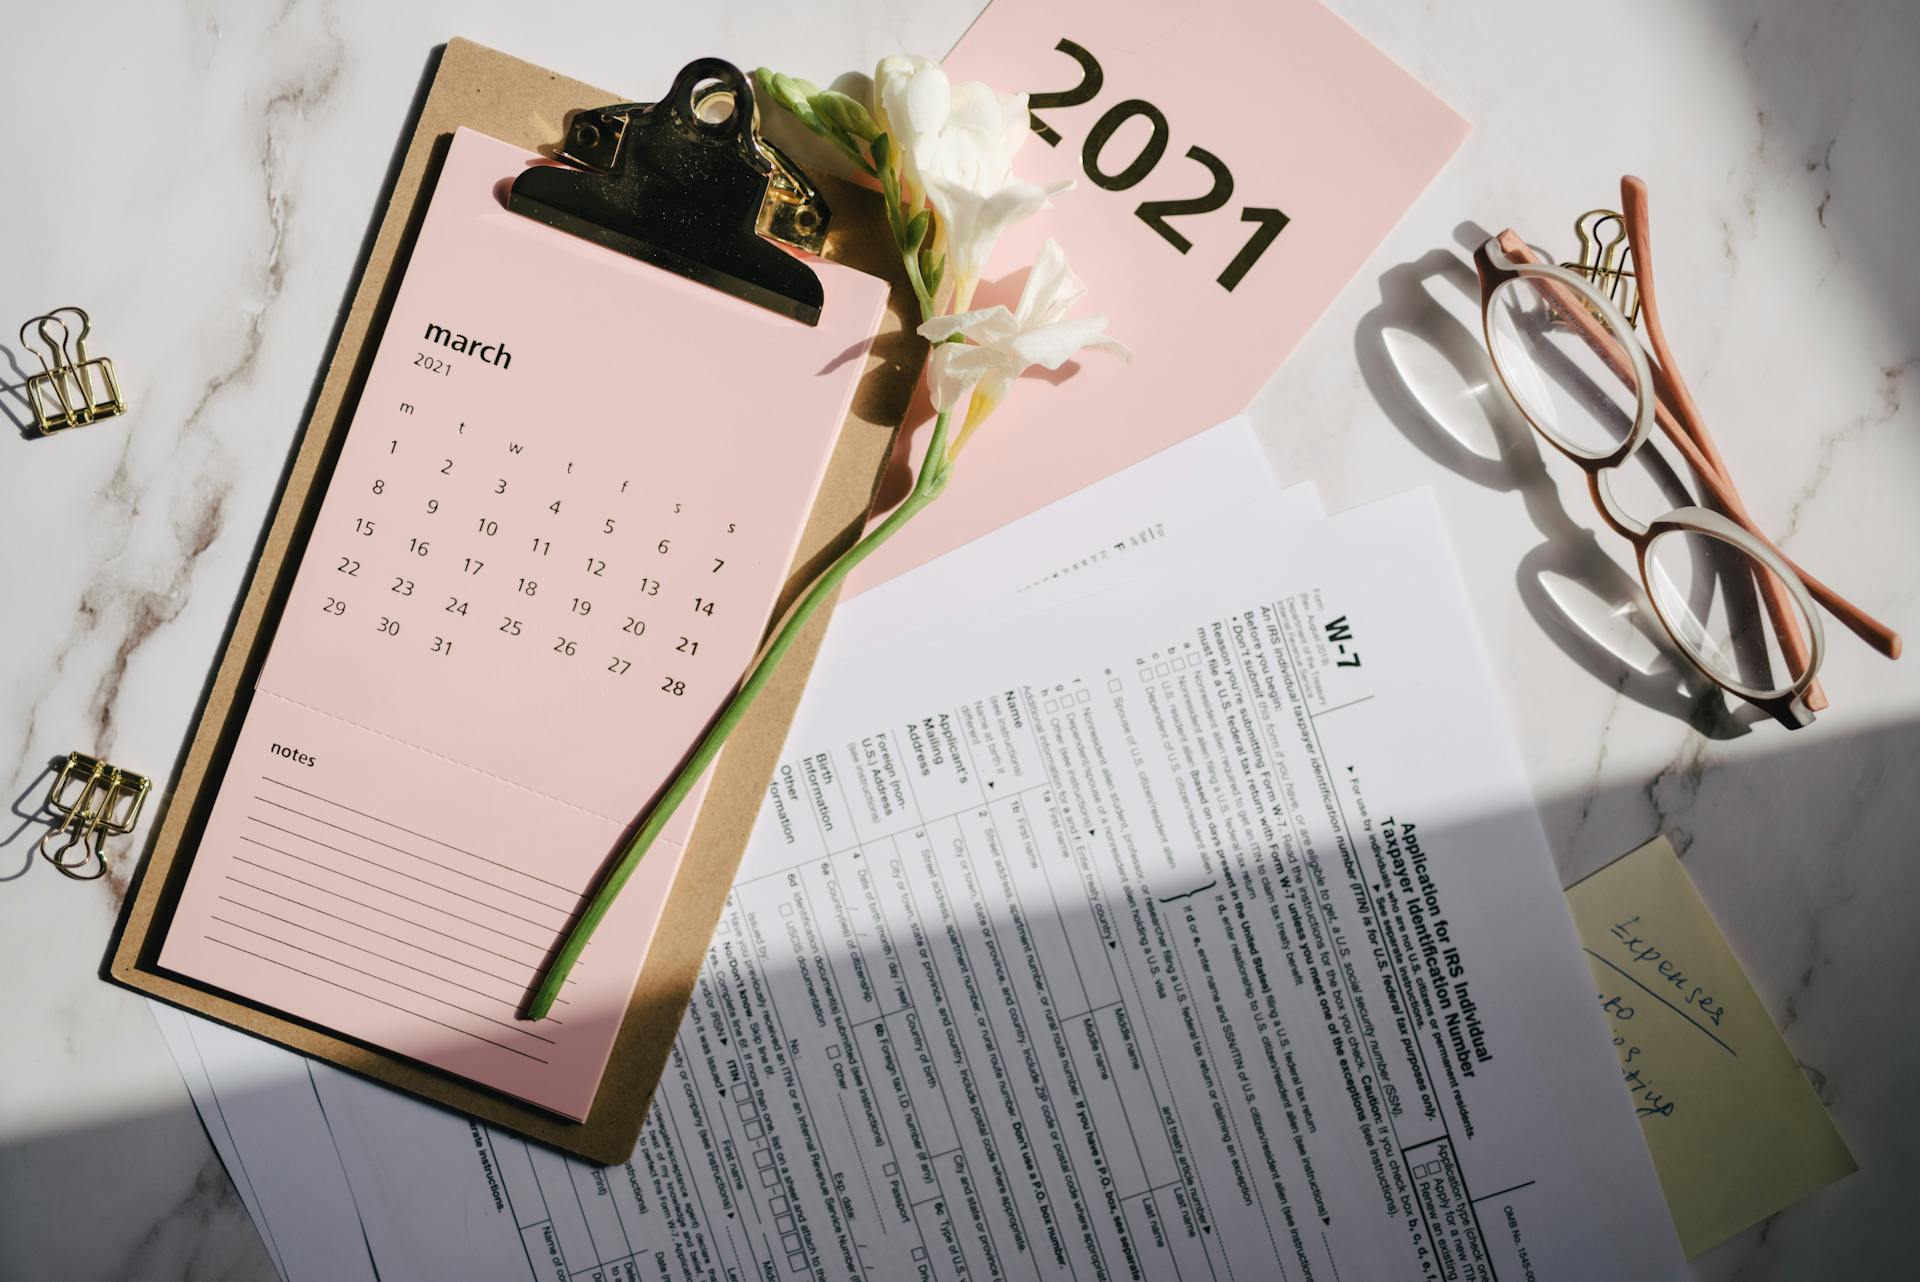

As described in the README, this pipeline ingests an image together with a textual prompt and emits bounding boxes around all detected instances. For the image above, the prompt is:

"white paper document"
[148,1002,379,1282]
[152,450,1682,1280]
[827,418,1315,658]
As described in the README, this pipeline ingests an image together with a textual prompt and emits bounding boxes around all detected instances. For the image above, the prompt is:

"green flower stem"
[877,162,936,322]
[900,249,937,326]
[522,408,954,1020]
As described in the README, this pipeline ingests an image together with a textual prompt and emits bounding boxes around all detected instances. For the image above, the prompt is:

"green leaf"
[922,251,945,300]
[870,131,891,173]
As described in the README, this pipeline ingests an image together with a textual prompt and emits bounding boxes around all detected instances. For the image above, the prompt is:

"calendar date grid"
[314,404,752,705]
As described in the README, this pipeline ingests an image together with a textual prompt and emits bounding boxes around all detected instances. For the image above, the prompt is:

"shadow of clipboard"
[106,36,921,1165]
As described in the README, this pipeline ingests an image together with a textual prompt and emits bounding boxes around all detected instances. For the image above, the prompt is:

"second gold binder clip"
[38,752,151,880]
[20,307,127,435]
[1562,210,1641,328]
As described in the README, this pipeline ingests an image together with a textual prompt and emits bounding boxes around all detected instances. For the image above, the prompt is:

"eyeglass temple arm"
[1615,177,1826,710]
[1618,180,1899,665]
[1493,229,1902,665]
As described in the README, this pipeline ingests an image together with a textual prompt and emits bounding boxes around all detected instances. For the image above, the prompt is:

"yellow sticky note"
[1564,837,1855,1257]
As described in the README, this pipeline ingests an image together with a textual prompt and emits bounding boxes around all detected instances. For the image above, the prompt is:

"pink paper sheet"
[159,129,887,1119]
[846,0,1467,593]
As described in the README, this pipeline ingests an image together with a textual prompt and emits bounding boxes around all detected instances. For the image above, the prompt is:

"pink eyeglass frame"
[1472,176,1900,726]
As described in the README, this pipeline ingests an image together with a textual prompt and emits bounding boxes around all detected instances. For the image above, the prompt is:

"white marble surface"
[2,1,1915,1278]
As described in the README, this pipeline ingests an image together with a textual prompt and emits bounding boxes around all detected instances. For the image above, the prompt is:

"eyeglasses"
[1474,176,1900,729]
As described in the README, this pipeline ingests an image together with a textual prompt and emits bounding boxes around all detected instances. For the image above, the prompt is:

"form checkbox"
[826,1044,841,1059]
[911,1246,928,1261]
[1107,678,1123,693]
[755,1147,775,1169]
[882,1161,898,1176]
[745,1120,764,1139]
[770,1196,789,1214]
[778,901,794,916]
[761,1167,779,1188]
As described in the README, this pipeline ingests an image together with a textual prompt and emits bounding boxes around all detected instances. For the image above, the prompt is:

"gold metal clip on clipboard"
[38,751,150,880]
[20,306,127,434]
[508,57,832,326]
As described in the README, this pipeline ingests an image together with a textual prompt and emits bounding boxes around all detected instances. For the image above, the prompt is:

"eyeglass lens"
[1643,527,1813,697]
[1485,275,1639,458]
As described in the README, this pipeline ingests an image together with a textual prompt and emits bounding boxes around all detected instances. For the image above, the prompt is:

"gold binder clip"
[37,752,150,880]
[20,307,127,434]
[509,58,832,325]
[1562,209,1641,327]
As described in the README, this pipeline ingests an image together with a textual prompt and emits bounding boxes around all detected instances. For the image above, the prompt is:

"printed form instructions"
[374,490,1680,1282]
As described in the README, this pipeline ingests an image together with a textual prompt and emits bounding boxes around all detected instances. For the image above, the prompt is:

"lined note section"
[160,693,690,1118]
[208,775,580,1064]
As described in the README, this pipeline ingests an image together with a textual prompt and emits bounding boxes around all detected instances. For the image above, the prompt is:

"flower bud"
[813,90,881,142]
[754,68,825,135]
[904,209,932,253]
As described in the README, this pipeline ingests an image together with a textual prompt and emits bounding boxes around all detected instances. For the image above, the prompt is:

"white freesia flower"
[875,54,1070,308]
[917,240,1129,453]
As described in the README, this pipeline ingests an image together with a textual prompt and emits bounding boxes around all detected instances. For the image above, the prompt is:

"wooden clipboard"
[108,36,920,1165]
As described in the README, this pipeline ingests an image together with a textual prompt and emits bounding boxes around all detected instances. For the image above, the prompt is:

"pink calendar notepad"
[159,128,887,1119]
